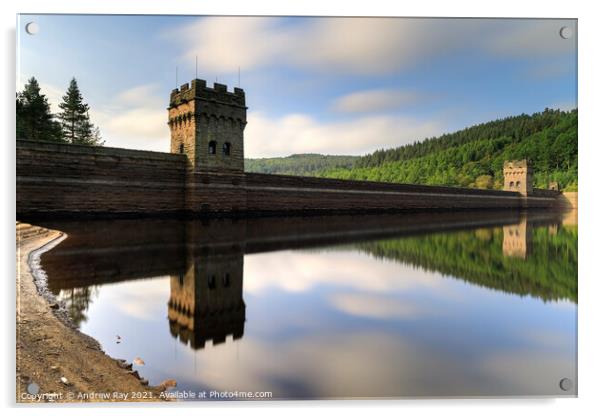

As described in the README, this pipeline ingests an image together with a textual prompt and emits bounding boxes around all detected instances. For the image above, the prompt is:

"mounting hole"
[559,26,573,40]
[25,22,39,35]
[27,382,40,394]
[559,377,573,391]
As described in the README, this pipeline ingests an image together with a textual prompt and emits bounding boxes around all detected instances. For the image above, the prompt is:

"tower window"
[223,142,231,156]
[208,274,216,290]
[179,143,184,154]
[208,140,217,155]
[509,181,514,188]
[516,181,521,188]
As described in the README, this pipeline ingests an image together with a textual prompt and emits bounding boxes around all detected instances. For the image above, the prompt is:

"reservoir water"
[39,210,577,399]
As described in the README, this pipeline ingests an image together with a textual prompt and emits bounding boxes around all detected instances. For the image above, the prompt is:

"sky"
[17,15,577,158]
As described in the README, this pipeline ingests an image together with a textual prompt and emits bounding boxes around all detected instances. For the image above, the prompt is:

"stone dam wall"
[17,140,561,218]
[17,140,187,217]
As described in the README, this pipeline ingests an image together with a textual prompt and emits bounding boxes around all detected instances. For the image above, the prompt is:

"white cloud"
[172,17,576,76]
[176,17,293,73]
[330,293,426,319]
[332,89,425,113]
[245,110,443,158]
[115,84,163,106]
[89,84,170,151]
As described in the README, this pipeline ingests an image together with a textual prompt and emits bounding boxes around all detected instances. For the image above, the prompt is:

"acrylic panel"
[16,15,577,402]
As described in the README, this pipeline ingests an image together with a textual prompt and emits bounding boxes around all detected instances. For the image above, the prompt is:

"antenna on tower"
[195,55,198,79]
[175,66,178,88]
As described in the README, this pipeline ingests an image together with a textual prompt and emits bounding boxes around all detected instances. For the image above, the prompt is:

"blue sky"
[17,15,577,158]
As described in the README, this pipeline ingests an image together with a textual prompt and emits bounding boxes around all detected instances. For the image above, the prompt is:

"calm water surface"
[40,210,577,399]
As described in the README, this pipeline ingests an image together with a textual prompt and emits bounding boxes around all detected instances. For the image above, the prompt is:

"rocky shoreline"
[16,223,168,403]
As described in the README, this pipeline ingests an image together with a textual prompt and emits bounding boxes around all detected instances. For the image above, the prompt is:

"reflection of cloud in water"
[520,328,575,350]
[478,351,576,395]
[182,330,573,398]
[244,250,446,294]
[330,293,426,319]
[98,277,169,321]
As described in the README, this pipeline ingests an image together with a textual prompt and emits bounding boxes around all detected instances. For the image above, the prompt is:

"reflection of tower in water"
[502,217,532,259]
[167,248,245,349]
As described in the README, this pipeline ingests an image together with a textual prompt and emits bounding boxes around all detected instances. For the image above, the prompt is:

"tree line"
[16,77,103,146]
[245,153,359,176]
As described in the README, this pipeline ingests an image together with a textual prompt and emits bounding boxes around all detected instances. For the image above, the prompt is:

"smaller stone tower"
[503,159,533,196]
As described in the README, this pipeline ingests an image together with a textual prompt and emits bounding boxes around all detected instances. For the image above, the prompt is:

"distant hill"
[245,109,577,191]
[245,153,358,176]
[322,109,577,191]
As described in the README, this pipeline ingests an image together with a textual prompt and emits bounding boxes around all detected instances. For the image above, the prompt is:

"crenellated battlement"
[168,79,246,110]
[503,159,530,170]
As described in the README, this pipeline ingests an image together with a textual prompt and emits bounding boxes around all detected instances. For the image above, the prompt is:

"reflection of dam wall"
[40,220,188,292]
[39,211,521,289]
[167,251,245,349]
[40,210,567,290]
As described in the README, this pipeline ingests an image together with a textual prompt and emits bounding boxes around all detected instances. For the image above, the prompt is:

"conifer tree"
[58,78,103,145]
[16,77,63,142]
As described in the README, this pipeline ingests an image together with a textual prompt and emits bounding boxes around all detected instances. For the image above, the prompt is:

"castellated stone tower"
[503,159,533,196]
[168,79,247,213]
[168,79,246,174]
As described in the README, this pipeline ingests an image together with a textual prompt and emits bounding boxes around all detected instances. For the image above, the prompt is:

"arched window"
[223,142,231,156]
[509,181,514,188]
[208,275,216,290]
[208,140,217,155]
[178,143,184,154]
[516,181,521,188]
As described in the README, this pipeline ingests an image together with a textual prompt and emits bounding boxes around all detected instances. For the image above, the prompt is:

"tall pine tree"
[16,77,63,142]
[58,78,103,145]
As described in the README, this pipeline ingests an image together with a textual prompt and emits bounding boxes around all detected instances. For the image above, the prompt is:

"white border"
[2,1,600,415]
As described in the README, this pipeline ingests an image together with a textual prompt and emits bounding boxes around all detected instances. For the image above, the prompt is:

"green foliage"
[246,153,358,176]
[355,224,577,302]
[319,109,577,191]
[58,78,104,146]
[16,77,64,142]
